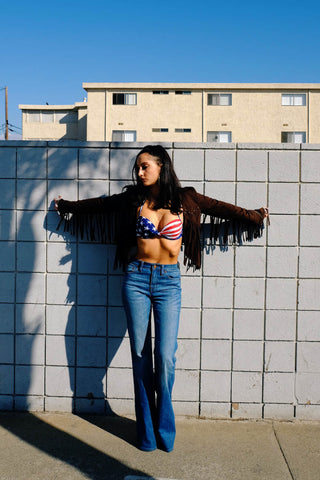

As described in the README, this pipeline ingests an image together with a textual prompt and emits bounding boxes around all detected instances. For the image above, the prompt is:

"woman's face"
[136,153,162,187]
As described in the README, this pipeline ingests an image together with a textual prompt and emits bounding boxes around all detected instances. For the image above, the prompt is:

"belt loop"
[138,260,144,272]
[160,264,164,275]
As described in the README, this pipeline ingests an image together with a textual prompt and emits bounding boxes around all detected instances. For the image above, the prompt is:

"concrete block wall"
[1,140,320,420]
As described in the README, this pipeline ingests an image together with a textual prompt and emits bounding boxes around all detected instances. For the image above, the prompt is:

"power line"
[8,122,22,130]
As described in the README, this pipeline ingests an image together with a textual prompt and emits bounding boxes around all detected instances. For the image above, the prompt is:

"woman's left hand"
[54,195,62,211]
[264,207,270,225]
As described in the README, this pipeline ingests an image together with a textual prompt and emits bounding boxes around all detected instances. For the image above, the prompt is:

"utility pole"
[5,86,8,140]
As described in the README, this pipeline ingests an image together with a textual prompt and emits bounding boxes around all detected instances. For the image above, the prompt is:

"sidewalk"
[0,412,319,480]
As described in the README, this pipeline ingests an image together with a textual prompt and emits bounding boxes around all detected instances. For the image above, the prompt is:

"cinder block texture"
[232,372,262,403]
[235,247,266,277]
[301,184,320,214]
[266,278,297,310]
[46,305,75,335]
[233,310,264,340]
[0,242,15,271]
[267,247,297,277]
[234,278,265,309]
[79,148,109,179]
[231,403,263,419]
[204,182,235,204]
[173,149,204,181]
[15,334,45,365]
[0,179,15,209]
[264,342,295,372]
[15,365,44,395]
[201,371,231,402]
[237,183,267,208]
[205,150,235,181]
[268,183,299,214]
[79,180,108,200]
[202,309,232,339]
[0,147,16,178]
[299,247,320,278]
[299,279,320,310]
[263,373,295,403]
[269,151,299,182]
[17,242,46,273]
[301,151,320,182]
[233,341,263,372]
[237,150,267,181]
[0,210,15,240]
[296,373,320,404]
[298,311,320,341]
[110,149,136,180]
[1,143,320,420]
[47,148,77,179]
[17,147,46,179]
[300,216,320,246]
[265,310,296,341]
[268,215,298,246]
[0,304,14,333]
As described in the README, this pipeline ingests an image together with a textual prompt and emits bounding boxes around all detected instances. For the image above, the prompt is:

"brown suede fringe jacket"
[57,186,266,270]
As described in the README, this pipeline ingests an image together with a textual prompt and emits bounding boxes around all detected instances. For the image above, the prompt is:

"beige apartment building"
[20,83,320,143]
[19,102,88,141]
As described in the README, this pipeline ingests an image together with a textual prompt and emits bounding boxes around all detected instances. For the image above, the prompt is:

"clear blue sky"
[1,0,320,138]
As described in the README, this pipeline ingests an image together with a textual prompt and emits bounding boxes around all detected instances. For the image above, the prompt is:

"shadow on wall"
[45,210,129,415]
[11,146,138,415]
[0,146,153,474]
[0,146,142,468]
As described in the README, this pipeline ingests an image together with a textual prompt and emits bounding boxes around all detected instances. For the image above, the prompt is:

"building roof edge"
[82,82,320,91]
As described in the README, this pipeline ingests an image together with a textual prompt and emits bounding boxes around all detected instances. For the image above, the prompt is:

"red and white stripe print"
[159,219,183,240]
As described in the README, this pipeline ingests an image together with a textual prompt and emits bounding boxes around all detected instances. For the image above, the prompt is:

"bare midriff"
[136,236,182,264]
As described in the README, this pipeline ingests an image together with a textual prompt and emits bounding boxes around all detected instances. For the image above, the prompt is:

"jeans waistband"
[130,259,180,273]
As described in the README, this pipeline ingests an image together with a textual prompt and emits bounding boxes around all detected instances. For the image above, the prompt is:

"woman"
[55,145,269,452]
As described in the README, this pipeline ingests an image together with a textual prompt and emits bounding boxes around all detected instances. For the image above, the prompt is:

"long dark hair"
[130,145,182,213]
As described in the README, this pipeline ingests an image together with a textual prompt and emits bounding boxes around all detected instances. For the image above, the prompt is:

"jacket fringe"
[206,215,264,247]
[57,211,119,244]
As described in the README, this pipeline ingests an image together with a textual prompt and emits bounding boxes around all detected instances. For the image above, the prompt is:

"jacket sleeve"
[55,193,126,243]
[184,187,267,247]
[57,194,121,215]
[193,190,265,226]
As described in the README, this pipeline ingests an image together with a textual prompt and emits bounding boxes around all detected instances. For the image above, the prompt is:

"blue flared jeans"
[121,259,181,452]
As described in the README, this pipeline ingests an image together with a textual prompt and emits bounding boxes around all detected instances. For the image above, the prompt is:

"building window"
[208,93,232,106]
[112,130,137,142]
[282,94,306,106]
[153,91,169,95]
[207,131,232,143]
[42,111,54,123]
[26,110,77,123]
[281,131,306,143]
[27,111,40,122]
[175,128,191,133]
[175,91,191,95]
[113,93,137,105]
[152,128,169,132]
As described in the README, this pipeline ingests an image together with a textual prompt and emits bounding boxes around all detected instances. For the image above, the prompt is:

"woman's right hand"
[54,195,62,211]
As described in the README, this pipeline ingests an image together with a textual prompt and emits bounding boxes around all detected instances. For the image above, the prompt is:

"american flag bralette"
[136,204,183,240]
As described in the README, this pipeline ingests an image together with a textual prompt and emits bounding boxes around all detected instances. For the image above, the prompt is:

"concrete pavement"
[0,412,319,479]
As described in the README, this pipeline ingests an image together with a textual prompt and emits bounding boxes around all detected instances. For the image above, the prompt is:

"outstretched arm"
[54,194,122,215]
[191,189,269,226]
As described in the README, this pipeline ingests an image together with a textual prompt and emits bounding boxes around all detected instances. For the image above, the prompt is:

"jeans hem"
[138,445,157,452]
